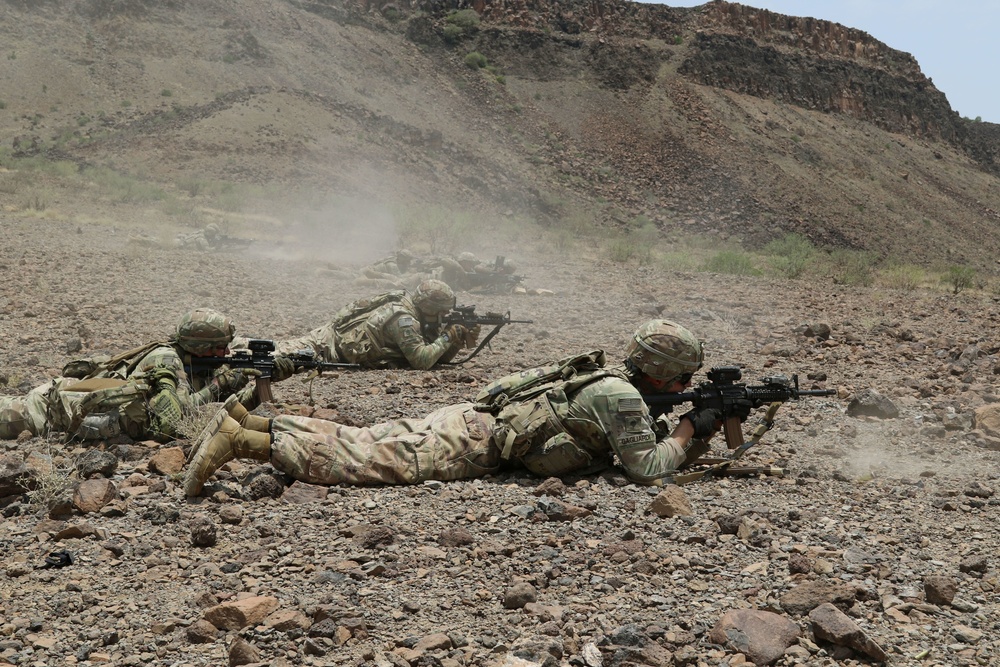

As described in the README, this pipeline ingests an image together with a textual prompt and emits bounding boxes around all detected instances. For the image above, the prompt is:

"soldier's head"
[395,248,415,270]
[174,308,236,357]
[457,252,479,271]
[624,319,703,393]
[204,223,220,239]
[412,279,456,319]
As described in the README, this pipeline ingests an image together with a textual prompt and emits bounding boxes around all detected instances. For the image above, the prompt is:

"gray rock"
[75,450,118,480]
[780,580,857,615]
[504,582,538,609]
[846,389,899,419]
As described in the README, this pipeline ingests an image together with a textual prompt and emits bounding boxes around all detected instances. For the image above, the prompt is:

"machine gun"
[428,305,533,364]
[187,339,360,402]
[643,366,836,483]
[464,255,525,294]
[214,233,254,250]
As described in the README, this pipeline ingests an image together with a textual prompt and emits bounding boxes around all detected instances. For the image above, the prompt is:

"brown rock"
[228,636,260,666]
[54,522,101,541]
[72,478,118,513]
[650,485,693,517]
[809,602,888,662]
[924,575,957,605]
[437,526,475,547]
[504,581,538,609]
[708,608,800,666]
[536,497,591,521]
[204,596,280,630]
[186,619,218,644]
[414,632,453,652]
[190,519,217,548]
[148,447,186,475]
[264,609,312,631]
[281,481,329,503]
[788,553,813,574]
[973,404,1000,437]
[780,580,856,615]
[533,477,567,497]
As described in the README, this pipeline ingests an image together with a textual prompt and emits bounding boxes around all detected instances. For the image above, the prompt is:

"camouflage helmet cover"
[204,223,220,237]
[396,248,415,260]
[412,279,456,316]
[175,308,236,354]
[625,319,703,381]
[457,252,479,265]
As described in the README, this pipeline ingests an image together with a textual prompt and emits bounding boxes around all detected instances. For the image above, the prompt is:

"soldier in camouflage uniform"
[0,309,259,442]
[185,319,726,495]
[175,223,222,251]
[236,279,479,371]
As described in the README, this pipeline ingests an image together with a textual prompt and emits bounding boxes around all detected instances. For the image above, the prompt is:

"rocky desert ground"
[0,213,998,667]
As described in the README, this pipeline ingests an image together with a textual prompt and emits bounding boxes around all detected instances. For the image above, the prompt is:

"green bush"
[0,100,6,110]
[446,9,480,30]
[464,52,487,69]
[879,264,925,291]
[943,264,976,294]
[161,89,173,97]
[442,24,464,44]
[702,250,759,276]
[827,249,876,286]
[764,232,814,279]
[607,238,636,264]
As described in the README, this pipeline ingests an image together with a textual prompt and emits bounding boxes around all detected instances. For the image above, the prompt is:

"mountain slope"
[2,0,999,269]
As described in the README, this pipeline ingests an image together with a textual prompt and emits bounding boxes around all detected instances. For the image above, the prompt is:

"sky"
[643,0,997,123]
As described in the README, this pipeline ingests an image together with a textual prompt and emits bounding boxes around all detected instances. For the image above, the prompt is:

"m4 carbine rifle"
[188,338,359,402]
[643,365,835,450]
[432,304,533,364]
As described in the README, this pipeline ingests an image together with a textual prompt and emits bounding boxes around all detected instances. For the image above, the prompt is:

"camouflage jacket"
[273,294,460,370]
[491,366,687,484]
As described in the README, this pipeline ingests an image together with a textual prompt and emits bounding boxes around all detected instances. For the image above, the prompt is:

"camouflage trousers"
[270,403,499,485]
[0,378,80,439]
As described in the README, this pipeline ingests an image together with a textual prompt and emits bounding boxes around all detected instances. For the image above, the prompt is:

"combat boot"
[222,394,272,432]
[184,410,271,497]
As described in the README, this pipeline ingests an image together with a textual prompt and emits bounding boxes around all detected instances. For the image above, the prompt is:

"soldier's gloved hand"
[465,324,482,348]
[730,397,754,422]
[211,366,261,396]
[443,324,468,348]
[681,407,723,439]
[271,356,297,382]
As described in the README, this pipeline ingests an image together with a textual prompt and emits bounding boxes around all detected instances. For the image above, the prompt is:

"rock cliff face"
[390,0,1000,171]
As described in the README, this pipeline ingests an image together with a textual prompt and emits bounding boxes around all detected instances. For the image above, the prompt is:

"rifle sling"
[671,402,783,486]
[439,323,505,365]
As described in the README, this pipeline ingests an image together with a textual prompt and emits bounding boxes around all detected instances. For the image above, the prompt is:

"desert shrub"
[161,89,173,97]
[177,175,207,197]
[26,453,73,512]
[396,205,477,254]
[702,249,759,276]
[764,232,814,279]
[943,264,976,294]
[878,264,926,291]
[446,9,480,30]
[607,238,636,263]
[0,100,7,109]
[826,249,876,286]
[464,51,487,69]
[442,24,464,44]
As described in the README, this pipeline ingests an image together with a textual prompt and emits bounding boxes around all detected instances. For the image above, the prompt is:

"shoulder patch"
[397,316,415,328]
[616,397,644,413]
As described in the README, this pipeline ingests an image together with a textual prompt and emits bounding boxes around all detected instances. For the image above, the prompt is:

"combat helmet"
[457,252,479,268]
[204,223,220,238]
[175,308,236,355]
[412,279,456,316]
[625,319,703,382]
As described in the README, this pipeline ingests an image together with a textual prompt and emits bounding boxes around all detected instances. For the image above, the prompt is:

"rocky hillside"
[2,0,1000,267]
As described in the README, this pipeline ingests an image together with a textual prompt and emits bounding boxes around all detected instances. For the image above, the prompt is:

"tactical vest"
[474,350,622,477]
[333,291,410,367]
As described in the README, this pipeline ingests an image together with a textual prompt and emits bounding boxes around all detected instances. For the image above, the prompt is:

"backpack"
[334,291,408,366]
[474,350,620,475]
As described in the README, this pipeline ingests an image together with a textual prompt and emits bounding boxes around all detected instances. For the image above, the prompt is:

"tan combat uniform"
[0,344,230,441]
[239,292,461,370]
[263,364,689,486]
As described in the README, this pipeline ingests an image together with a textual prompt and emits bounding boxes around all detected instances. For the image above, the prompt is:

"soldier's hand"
[464,324,482,348]
[271,356,297,382]
[443,324,468,348]
[681,407,723,439]
[730,397,754,422]
[212,367,261,395]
